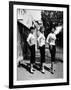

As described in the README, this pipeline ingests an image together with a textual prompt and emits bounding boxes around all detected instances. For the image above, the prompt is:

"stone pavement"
[17,61,63,81]
[17,46,63,81]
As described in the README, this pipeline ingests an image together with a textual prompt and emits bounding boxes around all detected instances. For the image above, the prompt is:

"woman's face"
[31,29,34,34]
[52,28,55,33]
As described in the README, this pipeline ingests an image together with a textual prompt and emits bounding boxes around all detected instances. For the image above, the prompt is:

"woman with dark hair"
[27,27,36,74]
[37,30,45,73]
[46,27,56,74]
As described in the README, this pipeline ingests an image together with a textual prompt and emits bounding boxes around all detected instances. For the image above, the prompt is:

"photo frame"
[9,1,69,88]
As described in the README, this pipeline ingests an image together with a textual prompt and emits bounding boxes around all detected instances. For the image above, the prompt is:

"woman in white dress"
[37,30,45,73]
[46,27,56,74]
[27,27,36,74]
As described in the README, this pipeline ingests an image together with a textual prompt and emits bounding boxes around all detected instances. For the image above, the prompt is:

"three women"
[27,25,56,74]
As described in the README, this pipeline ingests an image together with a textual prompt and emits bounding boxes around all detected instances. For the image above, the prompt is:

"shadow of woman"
[18,63,31,73]
[33,63,41,72]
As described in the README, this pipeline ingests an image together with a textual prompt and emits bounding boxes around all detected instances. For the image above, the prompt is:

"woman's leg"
[40,45,45,73]
[50,45,56,74]
[30,45,35,73]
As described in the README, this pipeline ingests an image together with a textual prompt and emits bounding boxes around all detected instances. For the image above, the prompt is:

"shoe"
[30,68,34,74]
[41,68,45,74]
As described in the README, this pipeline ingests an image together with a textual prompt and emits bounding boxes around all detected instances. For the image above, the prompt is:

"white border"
[13,5,67,85]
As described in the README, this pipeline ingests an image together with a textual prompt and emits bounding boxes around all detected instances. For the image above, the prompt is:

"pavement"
[17,46,63,81]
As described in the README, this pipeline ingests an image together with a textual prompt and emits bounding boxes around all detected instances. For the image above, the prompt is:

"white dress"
[27,33,36,46]
[46,33,56,46]
[37,33,45,47]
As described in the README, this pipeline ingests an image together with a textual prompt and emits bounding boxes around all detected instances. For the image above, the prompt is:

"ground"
[17,46,63,81]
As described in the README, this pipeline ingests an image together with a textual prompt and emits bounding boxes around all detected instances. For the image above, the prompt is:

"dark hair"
[52,26,56,30]
[35,21,39,25]
[30,26,35,30]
